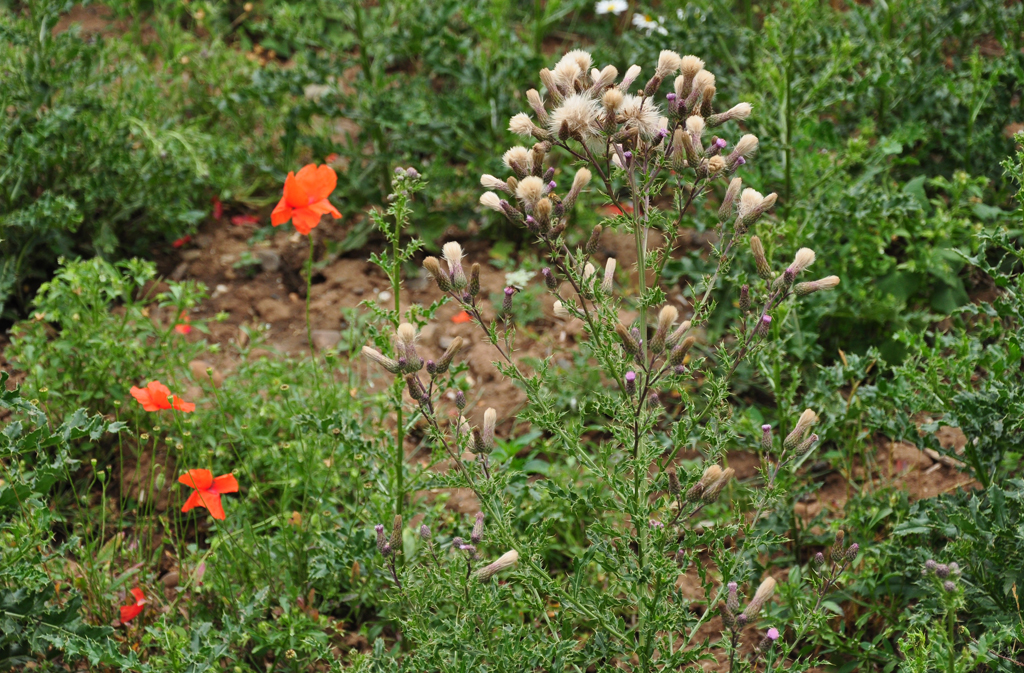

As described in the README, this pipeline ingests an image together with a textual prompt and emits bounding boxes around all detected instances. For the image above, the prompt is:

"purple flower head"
[374,524,384,534]
[666,93,677,101]
[547,180,557,191]
[623,151,633,160]
[761,315,772,325]
[727,582,738,593]
[735,156,746,166]
[526,215,536,225]
[505,286,515,297]
[762,424,772,432]
[625,371,636,383]
[715,138,728,149]
[767,627,779,640]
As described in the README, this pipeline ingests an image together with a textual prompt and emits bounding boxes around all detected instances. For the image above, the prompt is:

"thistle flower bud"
[423,256,452,292]
[396,323,422,372]
[949,562,959,575]
[650,305,678,354]
[454,389,466,410]
[619,64,642,91]
[761,424,773,453]
[471,512,485,544]
[601,257,616,294]
[667,320,691,348]
[420,524,431,541]
[943,580,956,592]
[707,102,753,128]
[540,267,557,291]
[667,467,681,495]
[602,87,624,115]
[361,346,402,374]
[720,601,736,629]
[668,336,696,367]
[443,241,467,289]
[755,314,772,337]
[814,551,825,566]
[482,408,496,452]
[739,191,778,227]
[451,536,464,551]
[585,225,602,256]
[719,177,742,221]
[615,323,640,356]
[476,549,519,582]
[435,336,463,375]
[534,144,551,178]
[685,115,705,146]
[469,263,481,298]
[375,523,387,555]
[471,428,485,454]
[845,543,859,561]
[501,286,515,316]
[739,284,750,313]
[675,127,699,166]
[794,276,840,296]
[742,577,777,620]
[685,70,715,110]
[831,530,846,563]
[784,409,818,450]
[702,467,734,503]
[750,236,773,281]
[405,374,427,403]
[794,433,818,457]
[426,359,437,375]
[538,68,559,101]
[389,515,403,553]
[935,563,950,579]
[700,85,716,118]
[480,174,509,193]
[526,89,548,125]
[643,74,664,98]
[675,548,685,565]
[563,168,592,212]
[727,581,740,613]
[757,627,780,652]
[924,559,937,574]
[625,371,637,396]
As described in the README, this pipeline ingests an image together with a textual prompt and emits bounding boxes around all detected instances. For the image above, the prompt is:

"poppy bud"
[739,284,750,313]
[761,424,772,453]
[469,263,481,298]
[471,512,484,544]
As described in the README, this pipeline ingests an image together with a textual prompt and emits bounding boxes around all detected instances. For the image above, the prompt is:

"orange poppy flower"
[129,380,196,413]
[174,312,191,335]
[120,588,146,623]
[179,469,239,520]
[451,310,472,324]
[271,164,342,235]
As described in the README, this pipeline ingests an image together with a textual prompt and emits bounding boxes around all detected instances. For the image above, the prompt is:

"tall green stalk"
[391,208,405,529]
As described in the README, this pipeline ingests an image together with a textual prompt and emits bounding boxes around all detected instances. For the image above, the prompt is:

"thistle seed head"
[476,549,519,582]
[502,146,533,177]
[742,576,777,620]
[656,50,682,78]
[548,93,602,140]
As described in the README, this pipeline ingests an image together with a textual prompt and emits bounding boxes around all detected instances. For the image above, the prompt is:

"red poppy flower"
[600,202,634,216]
[179,469,239,520]
[175,312,191,335]
[271,164,342,235]
[212,196,223,219]
[172,234,192,248]
[451,310,472,324]
[231,214,259,226]
[325,153,340,164]
[120,588,146,623]
[129,380,196,413]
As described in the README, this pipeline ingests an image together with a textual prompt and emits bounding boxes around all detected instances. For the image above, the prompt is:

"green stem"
[947,607,956,673]
[391,198,405,560]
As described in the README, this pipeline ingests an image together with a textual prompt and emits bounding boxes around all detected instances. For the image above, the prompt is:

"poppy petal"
[171,396,196,413]
[199,491,226,520]
[181,490,204,513]
[130,588,145,604]
[291,208,321,235]
[307,198,342,219]
[145,381,173,410]
[296,164,337,202]
[120,603,143,623]
[271,197,293,226]
[130,386,160,412]
[212,473,239,494]
[178,469,213,491]
[282,171,308,209]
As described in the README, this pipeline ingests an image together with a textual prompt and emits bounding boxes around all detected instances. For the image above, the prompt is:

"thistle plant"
[365,48,852,671]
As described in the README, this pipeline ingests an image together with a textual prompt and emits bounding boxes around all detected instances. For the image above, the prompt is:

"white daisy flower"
[595,0,628,15]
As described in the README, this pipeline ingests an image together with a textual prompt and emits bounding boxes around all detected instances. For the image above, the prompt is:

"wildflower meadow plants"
[353,48,863,671]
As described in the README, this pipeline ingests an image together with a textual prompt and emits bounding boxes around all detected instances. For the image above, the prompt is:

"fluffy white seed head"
[790,248,816,274]
[483,407,496,436]
[618,94,662,137]
[526,89,547,122]
[734,134,759,158]
[601,257,616,293]
[591,64,619,90]
[738,188,765,218]
[708,155,725,173]
[509,113,538,137]
[816,275,840,289]
[396,323,417,348]
[656,50,682,78]
[476,549,519,582]
[442,241,464,270]
[552,58,582,93]
[619,64,642,91]
[685,115,705,136]
[680,55,704,78]
[571,167,592,193]
[515,176,546,206]
[553,300,571,319]
[727,102,752,120]
[583,262,596,281]
[658,304,679,332]
[480,174,508,191]
[692,69,715,93]
[479,191,503,212]
[673,74,688,99]
[562,49,592,76]
[502,146,533,173]
[602,87,624,110]
[549,93,602,139]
